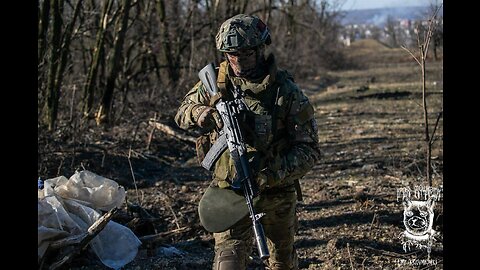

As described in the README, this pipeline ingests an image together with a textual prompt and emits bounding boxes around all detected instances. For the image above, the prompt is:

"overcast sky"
[342,0,434,10]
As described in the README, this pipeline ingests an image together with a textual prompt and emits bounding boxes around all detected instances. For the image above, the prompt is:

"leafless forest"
[38,0,443,269]
[38,0,349,134]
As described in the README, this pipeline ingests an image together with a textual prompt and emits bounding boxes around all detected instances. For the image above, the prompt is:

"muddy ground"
[38,40,443,269]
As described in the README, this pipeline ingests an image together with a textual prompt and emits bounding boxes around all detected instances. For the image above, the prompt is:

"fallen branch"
[148,120,196,143]
[48,207,118,270]
[146,112,158,150]
[157,191,181,230]
[139,226,191,245]
[369,213,378,230]
[347,243,355,270]
[363,245,420,259]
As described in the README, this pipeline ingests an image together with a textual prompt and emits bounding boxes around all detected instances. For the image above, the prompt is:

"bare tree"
[38,0,51,65]
[401,3,443,186]
[156,0,179,84]
[385,15,398,47]
[96,0,132,126]
[83,0,114,118]
[38,0,349,133]
[224,0,250,19]
[42,0,63,131]
[43,0,83,130]
[429,1,443,61]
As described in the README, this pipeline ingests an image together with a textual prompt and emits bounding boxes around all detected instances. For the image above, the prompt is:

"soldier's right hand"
[194,106,223,130]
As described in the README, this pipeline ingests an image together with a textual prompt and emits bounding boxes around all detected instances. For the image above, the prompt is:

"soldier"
[175,14,320,270]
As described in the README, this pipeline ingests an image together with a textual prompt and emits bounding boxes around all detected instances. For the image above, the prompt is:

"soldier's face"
[226,49,257,77]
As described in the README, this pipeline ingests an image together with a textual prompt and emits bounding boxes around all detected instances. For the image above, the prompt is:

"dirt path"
[295,81,443,269]
[91,75,442,270]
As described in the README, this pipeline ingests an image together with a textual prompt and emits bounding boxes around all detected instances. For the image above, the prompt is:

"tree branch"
[48,207,119,270]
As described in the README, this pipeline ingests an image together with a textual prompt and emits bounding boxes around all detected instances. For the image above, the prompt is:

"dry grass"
[295,38,443,269]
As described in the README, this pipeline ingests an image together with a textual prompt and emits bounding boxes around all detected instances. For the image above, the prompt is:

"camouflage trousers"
[212,185,299,270]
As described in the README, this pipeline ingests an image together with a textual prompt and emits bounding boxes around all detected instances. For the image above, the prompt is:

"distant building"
[365,29,372,39]
[339,34,351,46]
[399,19,410,28]
[338,6,443,47]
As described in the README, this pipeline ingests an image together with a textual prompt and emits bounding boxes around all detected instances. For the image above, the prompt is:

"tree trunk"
[263,0,273,25]
[51,0,83,124]
[38,0,51,64]
[43,0,62,131]
[421,53,431,186]
[83,0,113,118]
[240,0,249,14]
[225,0,248,19]
[206,0,219,64]
[96,0,132,126]
[157,0,179,84]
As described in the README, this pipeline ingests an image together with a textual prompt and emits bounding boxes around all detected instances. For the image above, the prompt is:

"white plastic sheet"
[38,170,141,269]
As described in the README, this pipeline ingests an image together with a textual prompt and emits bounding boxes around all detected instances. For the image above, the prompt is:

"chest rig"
[216,59,288,148]
[200,58,292,183]
[199,58,304,200]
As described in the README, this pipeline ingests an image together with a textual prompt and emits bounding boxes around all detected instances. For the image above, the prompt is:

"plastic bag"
[51,170,126,211]
[38,170,141,269]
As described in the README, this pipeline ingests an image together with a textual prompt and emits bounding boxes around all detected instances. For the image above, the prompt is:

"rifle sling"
[294,179,303,201]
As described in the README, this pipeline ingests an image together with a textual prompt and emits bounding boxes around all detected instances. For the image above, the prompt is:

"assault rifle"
[198,63,270,260]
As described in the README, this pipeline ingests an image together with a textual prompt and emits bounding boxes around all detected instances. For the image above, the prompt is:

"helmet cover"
[216,14,271,53]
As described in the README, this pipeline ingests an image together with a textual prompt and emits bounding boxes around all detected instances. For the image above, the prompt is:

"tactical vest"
[209,57,296,188]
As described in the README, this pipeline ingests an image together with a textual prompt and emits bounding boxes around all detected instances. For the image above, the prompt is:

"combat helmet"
[216,14,271,53]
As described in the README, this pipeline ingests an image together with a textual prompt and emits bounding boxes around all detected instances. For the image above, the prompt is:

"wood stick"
[347,243,355,270]
[157,191,181,230]
[146,113,157,150]
[139,226,191,245]
[148,120,196,143]
[363,245,420,258]
[48,207,118,270]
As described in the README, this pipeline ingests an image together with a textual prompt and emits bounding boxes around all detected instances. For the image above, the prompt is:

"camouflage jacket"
[175,54,320,189]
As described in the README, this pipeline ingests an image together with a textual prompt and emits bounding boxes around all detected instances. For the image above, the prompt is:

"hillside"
[341,5,443,26]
